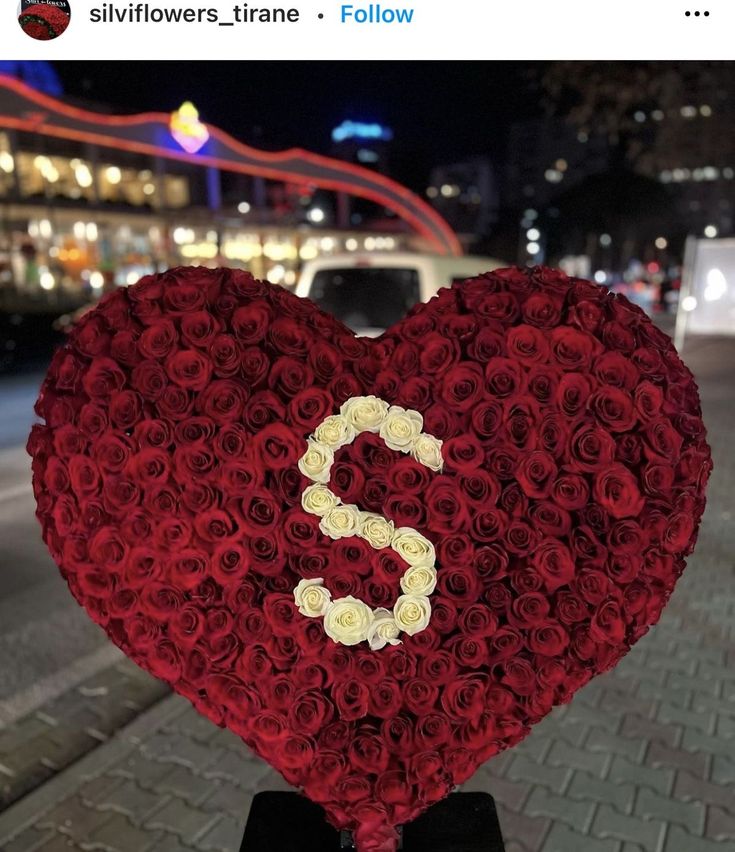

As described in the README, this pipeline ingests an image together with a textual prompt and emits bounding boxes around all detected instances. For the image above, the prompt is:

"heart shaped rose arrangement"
[28,266,711,852]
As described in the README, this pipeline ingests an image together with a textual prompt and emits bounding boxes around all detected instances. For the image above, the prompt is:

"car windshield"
[309,267,420,331]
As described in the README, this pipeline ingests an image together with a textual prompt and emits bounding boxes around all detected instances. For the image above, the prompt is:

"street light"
[307,207,326,224]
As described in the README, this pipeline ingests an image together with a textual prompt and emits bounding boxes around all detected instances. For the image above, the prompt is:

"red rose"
[525,365,558,405]
[211,544,249,585]
[138,319,177,359]
[527,621,570,656]
[507,324,550,365]
[348,732,390,776]
[589,597,626,644]
[288,690,335,737]
[425,477,471,533]
[556,591,590,625]
[268,357,314,399]
[590,386,637,433]
[169,605,206,647]
[147,640,182,682]
[274,733,316,772]
[368,679,403,719]
[521,292,563,328]
[508,592,550,629]
[384,494,425,528]
[471,400,503,439]
[197,380,246,422]
[231,303,271,343]
[403,678,439,715]
[78,404,109,438]
[418,333,460,376]
[437,565,481,604]
[209,334,240,377]
[594,351,639,390]
[442,674,489,724]
[414,713,451,750]
[550,326,600,371]
[168,549,208,589]
[287,389,333,429]
[165,349,212,391]
[386,458,430,495]
[241,346,270,386]
[557,373,594,418]
[593,464,645,519]
[421,403,460,440]
[334,678,370,721]
[157,385,194,421]
[643,418,684,464]
[569,423,616,473]
[485,358,524,400]
[515,450,557,499]
[552,473,590,511]
[472,545,509,582]
[93,434,132,474]
[532,539,575,592]
[253,423,303,471]
[662,512,695,554]
[68,455,101,497]
[134,418,172,449]
[81,358,126,400]
[574,568,610,606]
[439,363,484,411]
[499,658,537,696]
[443,435,484,473]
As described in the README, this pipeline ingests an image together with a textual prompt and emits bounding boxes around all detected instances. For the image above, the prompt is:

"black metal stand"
[240,791,506,852]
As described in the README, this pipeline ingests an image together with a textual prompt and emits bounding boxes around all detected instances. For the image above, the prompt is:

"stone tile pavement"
[0,658,169,812]
[0,333,733,852]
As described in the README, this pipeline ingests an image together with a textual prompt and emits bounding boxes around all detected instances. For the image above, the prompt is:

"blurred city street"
[0,326,732,852]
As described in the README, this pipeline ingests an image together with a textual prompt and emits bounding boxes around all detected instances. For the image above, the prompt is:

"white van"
[295,252,505,335]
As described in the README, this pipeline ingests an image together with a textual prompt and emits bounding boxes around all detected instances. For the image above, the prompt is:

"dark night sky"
[52,62,542,190]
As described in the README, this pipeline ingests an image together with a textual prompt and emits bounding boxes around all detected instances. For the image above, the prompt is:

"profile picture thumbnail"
[17,0,71,40]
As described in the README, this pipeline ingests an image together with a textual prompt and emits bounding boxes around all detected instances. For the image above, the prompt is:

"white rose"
[391,527,436,568]
[367,608,402,650]
[302,484,340,517]
[323,596,374,645]
[393,594,432,636]
[298,440,334,484]
[294,578,332,617]
[319,504,361,540]
[411,433,444,472]
[400,564,438,596]
[380,406,424,453]
[358,512,395,550]
[313,414,356,450]
[340,395,389,433]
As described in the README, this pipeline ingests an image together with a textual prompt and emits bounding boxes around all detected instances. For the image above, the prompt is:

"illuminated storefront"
[0,76,459,309]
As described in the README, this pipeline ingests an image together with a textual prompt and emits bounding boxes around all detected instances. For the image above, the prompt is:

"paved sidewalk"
[0,658,169,810]
[0,334,733,852]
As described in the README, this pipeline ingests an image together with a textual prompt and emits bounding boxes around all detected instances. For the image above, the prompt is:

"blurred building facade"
[504,62,735,271]
[0,76,458,312]
[426,158,499,248]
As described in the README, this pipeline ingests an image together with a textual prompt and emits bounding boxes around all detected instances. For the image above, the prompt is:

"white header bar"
[6,0,735,60]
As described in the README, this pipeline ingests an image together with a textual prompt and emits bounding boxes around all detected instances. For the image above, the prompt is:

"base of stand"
[240,792,506,852]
